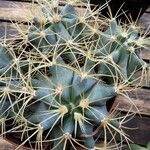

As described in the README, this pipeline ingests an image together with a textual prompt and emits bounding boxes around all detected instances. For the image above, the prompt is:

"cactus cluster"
[0,0,149,149]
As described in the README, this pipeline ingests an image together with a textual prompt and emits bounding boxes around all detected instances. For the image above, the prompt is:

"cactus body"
[0,0,149,149]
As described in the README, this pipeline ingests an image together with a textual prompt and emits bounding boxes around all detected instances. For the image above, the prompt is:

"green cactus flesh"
[28,4,79,51]
[0,60,117,149]
[0,46,13,75]
[26,63,116,149]
[0,0,149,149]
[91,20,147,83]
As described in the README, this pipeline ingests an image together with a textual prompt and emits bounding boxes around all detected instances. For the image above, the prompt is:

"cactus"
[0,55,119,149]
[0,0,149,149]
[94,20,147,84]
[27,62,117,149]
[0,46,14,75]
[129,142,150,150]
[27,1,85,64]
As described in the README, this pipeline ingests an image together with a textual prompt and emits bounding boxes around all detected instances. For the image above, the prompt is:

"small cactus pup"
[28,0,80,52]
[89,19,149,85]
[26,0,105,63]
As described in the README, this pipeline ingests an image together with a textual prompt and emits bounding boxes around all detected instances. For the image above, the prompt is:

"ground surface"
[0,138,21,150]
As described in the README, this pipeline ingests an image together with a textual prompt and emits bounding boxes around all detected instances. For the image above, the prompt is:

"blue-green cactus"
[0,0,149,149]
[28,4,78,51]
[129,142,150,150]
[0,46,13,75]
[24,63,116,149]
[89,20,147,83]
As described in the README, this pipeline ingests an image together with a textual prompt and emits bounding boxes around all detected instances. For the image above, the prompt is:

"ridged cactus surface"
[0,0,149,149]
